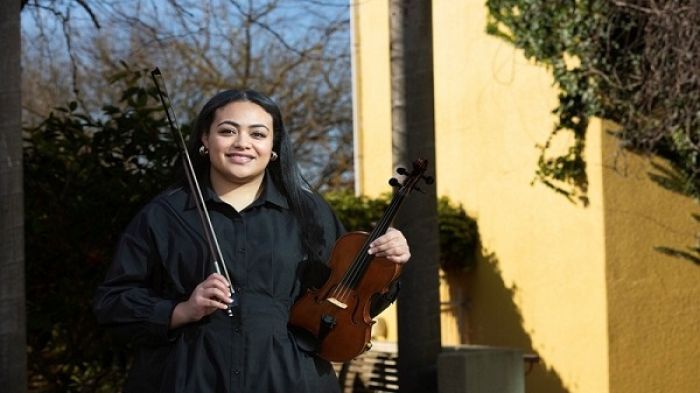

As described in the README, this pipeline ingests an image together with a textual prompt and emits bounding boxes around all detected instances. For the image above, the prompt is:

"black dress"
[94,174,350,393]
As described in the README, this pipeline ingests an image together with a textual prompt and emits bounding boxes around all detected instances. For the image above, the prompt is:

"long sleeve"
[92,208,178,346]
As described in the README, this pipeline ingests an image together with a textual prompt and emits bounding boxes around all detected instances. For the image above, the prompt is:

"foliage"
[21,0,354,190]
[323,191,392,232]
[437,197,479,271]
[325,192,479,271]
[486,0,700,205]
[24,66,177,392]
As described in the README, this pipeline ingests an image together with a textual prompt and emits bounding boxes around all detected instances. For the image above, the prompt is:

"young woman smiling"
[94,90,410,393]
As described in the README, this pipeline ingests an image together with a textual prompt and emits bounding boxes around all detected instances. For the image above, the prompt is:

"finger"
[201,287,233,304]
[196,295,229,309]
[368,235,391,253]
[376,238,409,254]
[203,280,231,295]
[206,273,231,288]
[371,229,405,247]
[369,242,390,255]
[198,299,229,314]
[200,277,232,299]
[192,287,231,309]
[373,244,405,258]
[209,298,230,310]
[374,232,400,245]
[369,237,406,255]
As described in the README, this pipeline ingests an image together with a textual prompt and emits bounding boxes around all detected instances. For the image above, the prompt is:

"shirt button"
[233,369,240,375]
[238,247,246,254]
[234,327,241,333]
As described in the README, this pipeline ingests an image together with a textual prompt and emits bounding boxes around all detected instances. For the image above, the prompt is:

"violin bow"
[150,67,237,316]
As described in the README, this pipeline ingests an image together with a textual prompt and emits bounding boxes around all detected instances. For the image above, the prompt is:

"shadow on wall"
[443,244,569,393]
[647,161,700,266]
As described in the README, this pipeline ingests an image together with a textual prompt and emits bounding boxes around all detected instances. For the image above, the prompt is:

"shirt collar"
[184,170,289,210]
[258,171,290,209]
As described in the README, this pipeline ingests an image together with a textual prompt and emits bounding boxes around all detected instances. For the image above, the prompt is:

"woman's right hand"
[170,273,232,328]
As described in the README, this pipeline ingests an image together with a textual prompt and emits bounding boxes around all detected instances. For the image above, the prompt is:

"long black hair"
[186,89,323,260]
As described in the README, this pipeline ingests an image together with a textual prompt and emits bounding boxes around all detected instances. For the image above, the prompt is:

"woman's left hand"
[368,227,411,264]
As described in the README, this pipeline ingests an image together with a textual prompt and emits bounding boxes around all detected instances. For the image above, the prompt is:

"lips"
[225,153,255,164]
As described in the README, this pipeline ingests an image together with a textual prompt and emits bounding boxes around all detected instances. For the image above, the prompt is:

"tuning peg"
[396,167,408,175]
[388,178,401,188]
[423,175,434,185]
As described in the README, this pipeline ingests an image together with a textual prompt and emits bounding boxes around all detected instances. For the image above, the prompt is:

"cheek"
[262,140,274,154]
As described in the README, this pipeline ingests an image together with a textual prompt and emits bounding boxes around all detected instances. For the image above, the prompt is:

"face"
[201,100,275,188]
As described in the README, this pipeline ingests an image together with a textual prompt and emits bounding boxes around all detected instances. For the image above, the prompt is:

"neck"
[210,172,265,211]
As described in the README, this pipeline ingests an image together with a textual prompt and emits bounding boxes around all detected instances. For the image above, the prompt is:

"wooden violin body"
[289,232,403,362]
[288,159,430,362]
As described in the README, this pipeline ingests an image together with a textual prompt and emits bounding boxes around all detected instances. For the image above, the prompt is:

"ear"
[200,133,209,148]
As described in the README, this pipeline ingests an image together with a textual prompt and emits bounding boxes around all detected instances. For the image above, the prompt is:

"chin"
[226,172,265,185]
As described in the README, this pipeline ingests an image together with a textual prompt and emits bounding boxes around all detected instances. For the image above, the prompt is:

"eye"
[250,129,268,139]
[218,128,236,135]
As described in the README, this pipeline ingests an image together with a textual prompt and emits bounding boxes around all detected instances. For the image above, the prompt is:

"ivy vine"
[486,0,700,205]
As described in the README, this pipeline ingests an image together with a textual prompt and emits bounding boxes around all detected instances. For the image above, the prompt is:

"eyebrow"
[216,120,270,130]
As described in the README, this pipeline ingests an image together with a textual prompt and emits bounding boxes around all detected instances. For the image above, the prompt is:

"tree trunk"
[0,0,26,392]
[389,1,441,392]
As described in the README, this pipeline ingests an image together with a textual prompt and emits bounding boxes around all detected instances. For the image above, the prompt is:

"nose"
[232,132,250,149]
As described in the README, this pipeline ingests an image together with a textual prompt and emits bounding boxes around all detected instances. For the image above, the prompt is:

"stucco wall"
[351,0,393,197]
[430,2,609,392]
[350,1,700,393]
[600,121,700,393]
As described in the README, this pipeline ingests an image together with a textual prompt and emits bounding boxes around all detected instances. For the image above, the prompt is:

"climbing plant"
[486,0,699,205]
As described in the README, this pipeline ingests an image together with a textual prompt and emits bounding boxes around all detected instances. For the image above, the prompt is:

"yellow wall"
[351,0,393,197]
[601,121,700,393]
[431,2,610,391]
[351,1,700,393]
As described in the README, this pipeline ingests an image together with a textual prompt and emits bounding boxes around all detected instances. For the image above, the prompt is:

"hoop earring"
[271,151,278,161]
[198,145,209,156]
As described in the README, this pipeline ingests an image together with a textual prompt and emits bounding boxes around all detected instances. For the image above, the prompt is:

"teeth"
[226,154,254,163]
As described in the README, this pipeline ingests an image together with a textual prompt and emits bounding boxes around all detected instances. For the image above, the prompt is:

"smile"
[225,153,255,164]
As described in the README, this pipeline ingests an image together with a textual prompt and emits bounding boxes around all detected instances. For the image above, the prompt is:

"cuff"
[149,299,179,343]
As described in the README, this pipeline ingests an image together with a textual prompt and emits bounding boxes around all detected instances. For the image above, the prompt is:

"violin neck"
[341,159,428,288]
[367,189,406,244]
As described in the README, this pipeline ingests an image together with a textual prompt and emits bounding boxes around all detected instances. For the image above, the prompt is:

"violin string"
[333,189,405,302]
[336,196,401,301]
[333,183,404,301]
[334,170,422,303]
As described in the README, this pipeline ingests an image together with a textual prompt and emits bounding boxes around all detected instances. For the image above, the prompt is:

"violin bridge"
[326,297,348,309]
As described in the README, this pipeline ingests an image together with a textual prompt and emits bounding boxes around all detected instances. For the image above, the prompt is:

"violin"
[288,159,432,362]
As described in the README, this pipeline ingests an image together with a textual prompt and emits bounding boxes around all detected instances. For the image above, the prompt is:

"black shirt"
[93,174,350,393]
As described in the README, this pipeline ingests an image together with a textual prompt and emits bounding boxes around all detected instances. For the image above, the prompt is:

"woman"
[93,89,410,393]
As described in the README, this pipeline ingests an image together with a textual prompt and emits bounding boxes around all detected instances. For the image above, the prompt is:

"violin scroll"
[390,158,433,193]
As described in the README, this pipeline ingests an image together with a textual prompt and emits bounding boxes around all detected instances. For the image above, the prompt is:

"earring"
[198,145,209,156]
[271,151,278,161]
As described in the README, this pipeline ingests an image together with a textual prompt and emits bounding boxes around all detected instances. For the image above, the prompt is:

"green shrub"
[24,66,176,392]
[325,191,479,271]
